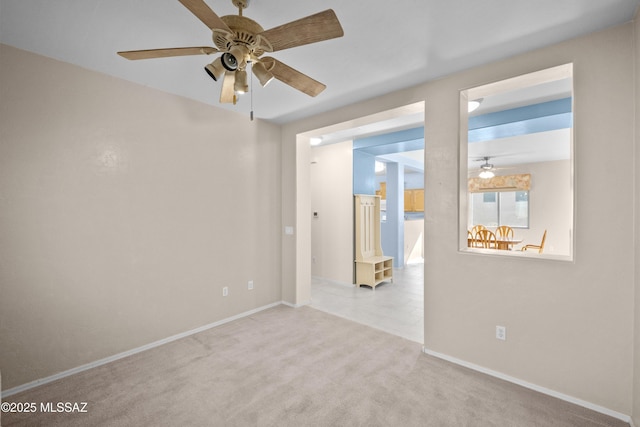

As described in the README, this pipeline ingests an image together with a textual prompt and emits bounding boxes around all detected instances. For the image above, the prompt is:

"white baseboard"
[1,301,283,398]
[281,300,310,308]
[422,347,631,424]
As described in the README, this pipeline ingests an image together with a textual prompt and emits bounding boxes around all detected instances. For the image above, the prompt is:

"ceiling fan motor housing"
[214,15,267,64]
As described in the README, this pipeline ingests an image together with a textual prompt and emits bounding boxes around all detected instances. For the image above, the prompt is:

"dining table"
[495,236,523,250]
[468,236,523,250]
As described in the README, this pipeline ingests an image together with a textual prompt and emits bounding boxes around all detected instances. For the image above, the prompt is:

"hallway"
[310,263,424,343]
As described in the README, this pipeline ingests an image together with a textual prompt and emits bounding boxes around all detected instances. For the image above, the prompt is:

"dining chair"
[521,230,547,253]
[468,230,484,248]
[496,225,514,238]
[474,229,498,249]
[496,225,515,250]
[470,224,486,235]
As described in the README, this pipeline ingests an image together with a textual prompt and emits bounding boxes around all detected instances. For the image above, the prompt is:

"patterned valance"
[468,174,531,193]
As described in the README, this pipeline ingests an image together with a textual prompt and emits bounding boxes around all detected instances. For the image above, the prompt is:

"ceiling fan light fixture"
[479,170,495,179]
[221,52,239,71]
[234,69,249,94]
[227,45,249,70]
[252,62,274,87]
[204,57,226,81]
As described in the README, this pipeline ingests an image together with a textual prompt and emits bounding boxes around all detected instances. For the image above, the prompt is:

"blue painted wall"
[353,127,424,155]
[469,97,572,142]
[353,150,376,195]
[381,162,404,267]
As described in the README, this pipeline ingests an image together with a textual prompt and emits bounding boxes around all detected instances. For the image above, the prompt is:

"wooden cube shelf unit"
[354,194,393,289]
[355,256,393,288]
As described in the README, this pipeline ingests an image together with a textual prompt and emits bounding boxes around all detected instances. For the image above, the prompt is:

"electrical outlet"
[496,325,506,341]
[248,280,254,290]
[222,286,228,297]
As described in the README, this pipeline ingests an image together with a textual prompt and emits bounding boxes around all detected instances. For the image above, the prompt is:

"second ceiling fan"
[470,156,516,178]
[118,0,344,104]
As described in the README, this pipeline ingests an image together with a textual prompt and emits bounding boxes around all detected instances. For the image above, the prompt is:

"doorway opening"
[298,102,425,343]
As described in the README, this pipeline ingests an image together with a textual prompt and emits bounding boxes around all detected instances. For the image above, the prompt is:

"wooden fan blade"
[261,57,326,97]
[257,9,344,52]
[117,47,218,60]
[219,72,236,104]
[178,0,232,32]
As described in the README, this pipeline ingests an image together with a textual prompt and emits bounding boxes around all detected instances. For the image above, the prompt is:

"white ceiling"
[1,0,638,125]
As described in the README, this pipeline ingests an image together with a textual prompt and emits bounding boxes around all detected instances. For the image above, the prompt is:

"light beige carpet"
[2,305,628,426]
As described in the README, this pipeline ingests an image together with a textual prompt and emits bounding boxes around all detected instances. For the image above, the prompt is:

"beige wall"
[523,160,572,256]
[0,44,282,390]
[283,23,636,416]
[633,7,640,427]
[310,141,354,283]
[424,24,634,415]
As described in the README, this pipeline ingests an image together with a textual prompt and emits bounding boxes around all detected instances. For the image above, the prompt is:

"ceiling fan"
[117,0,344,105]
[469,156,512,178]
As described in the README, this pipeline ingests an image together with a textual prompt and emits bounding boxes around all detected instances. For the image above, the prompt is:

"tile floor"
[310,262,424,343]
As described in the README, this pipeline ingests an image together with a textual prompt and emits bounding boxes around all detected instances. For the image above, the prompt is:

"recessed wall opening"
[460,64,574,260]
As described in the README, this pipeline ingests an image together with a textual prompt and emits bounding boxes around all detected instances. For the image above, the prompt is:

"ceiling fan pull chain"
[250,61,254,121]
